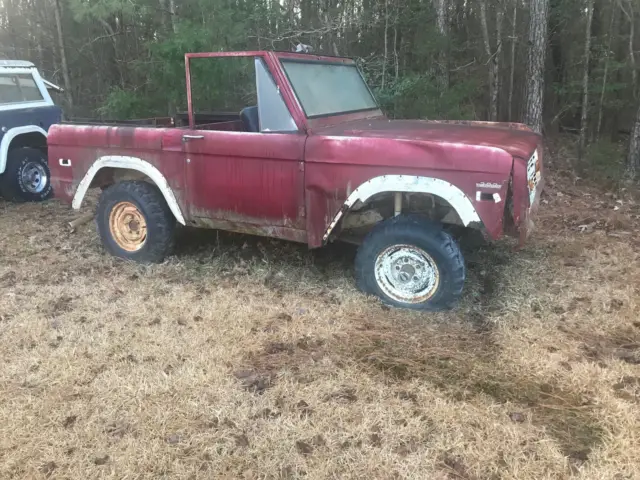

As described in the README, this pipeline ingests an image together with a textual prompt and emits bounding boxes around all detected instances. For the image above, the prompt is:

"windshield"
[281,60,378,118]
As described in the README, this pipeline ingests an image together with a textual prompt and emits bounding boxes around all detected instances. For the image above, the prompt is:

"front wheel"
[96,181,176,263]
[0,147,53,202]
[355,215,466,311]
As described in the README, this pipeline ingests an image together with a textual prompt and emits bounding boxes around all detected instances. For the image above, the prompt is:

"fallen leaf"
[369,433,382,446]
[296,440,314,455]
[39,461,57,477]
[509,412,526,423]
[234,434,250,447]
[578,222,596,233]
[275,312,292,322]
[63,415,77,428]
[310,434,326,447]
[323,387,357,403]
[94,455,109,465]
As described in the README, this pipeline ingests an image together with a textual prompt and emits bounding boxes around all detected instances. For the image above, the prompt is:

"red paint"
[48,50,544,249]
[184,130,306,230]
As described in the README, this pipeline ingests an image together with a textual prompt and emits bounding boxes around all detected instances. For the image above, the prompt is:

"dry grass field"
[1,166,639,479]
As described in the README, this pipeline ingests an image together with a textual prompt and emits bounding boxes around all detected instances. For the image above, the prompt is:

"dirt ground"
[0,167,639,479]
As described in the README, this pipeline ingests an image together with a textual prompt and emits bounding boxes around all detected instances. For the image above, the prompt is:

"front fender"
[321,175,483,243]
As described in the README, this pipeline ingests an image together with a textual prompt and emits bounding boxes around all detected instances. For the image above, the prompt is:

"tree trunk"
[508,1,517,121]
[523,0,550,133]
[629,3,636,99]
[53,0,73,108]
[481,2,504,121]
[578,0,594,161]
[159,0,177,35]
[495,6,503,119]
[168,0,177,33]
[5,0,19,58]
[394,0,399,83]
[627,102,640,176]
[619,0,636,99]
[382,0,388,89]
[158,0,168,32]
[596,5,617,139]
[479,0,495,120]
[433,0,449,90]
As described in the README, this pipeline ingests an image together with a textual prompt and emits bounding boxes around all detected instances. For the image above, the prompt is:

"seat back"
[240,106,259,132]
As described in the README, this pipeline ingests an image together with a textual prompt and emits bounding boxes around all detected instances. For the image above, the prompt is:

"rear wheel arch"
[0,126,48,174]
[72,156,186,225]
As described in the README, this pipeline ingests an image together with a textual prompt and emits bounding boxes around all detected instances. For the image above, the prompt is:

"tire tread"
[0,147,52,203]
[96,181,175,263]
[355,214,465,311]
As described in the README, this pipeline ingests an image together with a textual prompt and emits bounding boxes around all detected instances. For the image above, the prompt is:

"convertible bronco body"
[48,50,544,311]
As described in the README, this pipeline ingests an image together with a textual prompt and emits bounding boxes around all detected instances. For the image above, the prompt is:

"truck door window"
[0,74,23,105]
[0,73,44,105]
[255,58,297,133]
[17,74,44,102]
[189,56,257,131]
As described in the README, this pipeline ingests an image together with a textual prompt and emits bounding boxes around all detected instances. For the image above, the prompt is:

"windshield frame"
[279,57,380,119]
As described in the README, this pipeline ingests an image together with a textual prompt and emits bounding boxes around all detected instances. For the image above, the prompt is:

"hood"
[314,118,541,159]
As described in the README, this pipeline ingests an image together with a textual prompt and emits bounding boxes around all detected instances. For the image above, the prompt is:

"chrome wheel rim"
[374,244,440,304]
[20,162,48,194]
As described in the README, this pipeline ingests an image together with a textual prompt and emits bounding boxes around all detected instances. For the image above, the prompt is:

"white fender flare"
[0,126,48,174]
[71,155,186,225]
[323,175,481,242]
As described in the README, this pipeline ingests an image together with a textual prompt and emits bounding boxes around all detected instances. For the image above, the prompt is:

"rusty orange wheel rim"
[109,201,147,252]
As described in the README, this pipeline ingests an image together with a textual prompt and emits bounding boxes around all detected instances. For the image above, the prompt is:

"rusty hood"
[314,118,541,159]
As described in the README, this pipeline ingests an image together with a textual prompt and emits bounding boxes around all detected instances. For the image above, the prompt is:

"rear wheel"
[96,181,175,263]
[355,215,465,311]
[0,147,52,202]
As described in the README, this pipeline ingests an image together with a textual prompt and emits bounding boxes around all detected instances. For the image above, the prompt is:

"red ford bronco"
[48,51,543,311]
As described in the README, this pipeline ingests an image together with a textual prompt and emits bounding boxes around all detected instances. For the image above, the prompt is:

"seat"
[240,106,259,132]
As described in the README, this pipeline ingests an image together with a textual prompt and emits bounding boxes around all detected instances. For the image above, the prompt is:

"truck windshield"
[281,60,377,118]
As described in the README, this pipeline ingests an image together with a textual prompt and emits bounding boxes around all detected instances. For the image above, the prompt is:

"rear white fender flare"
[322,175,481,242]
[0,126,48,174]
[72,155,186,225]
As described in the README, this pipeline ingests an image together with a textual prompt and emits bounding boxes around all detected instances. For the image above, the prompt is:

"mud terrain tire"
[0,147,53,202]
[96,181,175,263]
[355,215,465,311]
